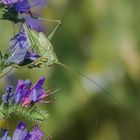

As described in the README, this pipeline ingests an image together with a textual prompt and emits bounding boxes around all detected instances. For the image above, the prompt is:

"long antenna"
[57,62,89,100]
[37,18,61,41]
[57,62,123,106]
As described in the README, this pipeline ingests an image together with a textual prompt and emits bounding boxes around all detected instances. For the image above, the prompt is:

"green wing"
[23,24,41,54]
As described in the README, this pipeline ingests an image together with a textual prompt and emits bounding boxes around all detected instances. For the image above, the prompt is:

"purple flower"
[2,85,14,104]
[30,125,44,139]
[1,0,18,5]
[22,77,47,106]
[14,0,30,13]
[0,122,44,140]
[7,31,39,65]
[1,0,30,13]
[29,77,47,102]
[1,0,45,13]
[7,32,29,64]
[14,79,32,103]
[25,17,44,32]
[0,129,11,140]
[1,0,45,31]
[12,122,27,139]
[2,77,50,107]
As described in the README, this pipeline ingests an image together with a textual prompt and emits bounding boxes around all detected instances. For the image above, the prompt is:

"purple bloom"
[2,77,50,107]
[1,0,45,13]
[1,0,45,31]
[29,77,46,102]
[14,79,32,103]
[21,77,47,106]
[7,32,29,64]
[1,0,30,13]
[7,32,39,65]
[0,122,44,140]
[2,85,13,104]
[0,129,11,140]
[25,17,44,32]
[1,0,18,5]
[14,0,30,13]
[12,122,27,140]
[30,125,44,139]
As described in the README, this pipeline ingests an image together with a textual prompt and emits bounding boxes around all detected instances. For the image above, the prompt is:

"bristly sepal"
[0,103,49,122]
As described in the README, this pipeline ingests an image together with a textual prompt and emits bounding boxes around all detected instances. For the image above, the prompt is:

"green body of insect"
[23,20,60,67]
[0,103,49,122]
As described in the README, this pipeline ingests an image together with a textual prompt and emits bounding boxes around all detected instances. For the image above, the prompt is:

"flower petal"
[14,0,30,13]
[30,125,44,140]
[2,85,14,104]
[29,77,46,103]
[12,122,27,140]
[1,0,18,5]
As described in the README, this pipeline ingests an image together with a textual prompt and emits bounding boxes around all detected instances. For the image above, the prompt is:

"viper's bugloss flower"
[2,85,14,104]
[0,0,45,31]
[14,0,30,13]
[2,77,48,107]
[1,0,44,13]
[1,0,30,13]
[7,31,39,65]
[1,0,18,5]
[0,122,44,140]
[0,77,53,121]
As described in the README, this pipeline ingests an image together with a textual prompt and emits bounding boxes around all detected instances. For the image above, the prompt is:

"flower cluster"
[2,77,50,107]
[0,122,44,140]
[1,0,44,14]
[0,77,54,121]
[0,0,55,137]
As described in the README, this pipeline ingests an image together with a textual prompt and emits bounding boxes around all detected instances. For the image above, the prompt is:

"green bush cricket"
[23,19,61,67]
[22,20,123,106]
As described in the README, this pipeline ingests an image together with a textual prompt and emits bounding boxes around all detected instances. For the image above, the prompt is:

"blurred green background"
[1,0,140,139]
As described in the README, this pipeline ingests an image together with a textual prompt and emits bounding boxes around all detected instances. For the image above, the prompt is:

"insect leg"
[57,62,124,106]
[37,18,61,40]
[18,56,47,68]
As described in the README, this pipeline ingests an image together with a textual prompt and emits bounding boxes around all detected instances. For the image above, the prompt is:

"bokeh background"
[0,0,140,139]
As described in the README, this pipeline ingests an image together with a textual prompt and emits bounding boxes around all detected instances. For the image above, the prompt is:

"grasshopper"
[23,19,61,68]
